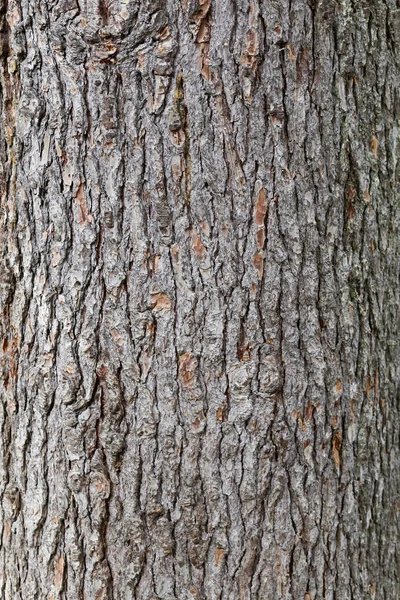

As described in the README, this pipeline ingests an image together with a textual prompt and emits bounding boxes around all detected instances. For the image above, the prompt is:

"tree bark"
[0,0,399,598]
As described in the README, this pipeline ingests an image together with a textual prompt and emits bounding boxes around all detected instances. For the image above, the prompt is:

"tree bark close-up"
[0,0,399,598]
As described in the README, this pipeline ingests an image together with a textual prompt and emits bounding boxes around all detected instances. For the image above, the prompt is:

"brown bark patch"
[171,128,186,147]
[192,0,211,18]
[286,44,296,61]
[256,228,265,248]
[75,183,91,224]
[192,412,205,430]
[151,292,172,312]
[305,401,314,421]
[179,353,197,388]
[97,364,108,380]
[237,342,251,362]
[4,522,10,542]
[241,28,259,71]
[255,188,267,225]
[192,232,205,258]
[346,201,356,220]
[370,135,379,159]
[216,405,228,422]
[2,333,19,389]
[237,328,251,362]
[64,363,76,375]
[197,18,210,43]
[171,243,180,263]
[350,398,356,420]
[365,376,372,397]
[253,251,264,279]
[333,432,341,469]
[157,25,173,50]
[374,370,379,397]
[91,472,111,499]
[98,0,111,24]
[54,554,64,590]
[192,417,201,429]
[293,409,307,432]
[215,548,225,566]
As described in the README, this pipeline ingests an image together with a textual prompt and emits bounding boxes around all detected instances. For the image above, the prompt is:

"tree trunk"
[0,0,399,598]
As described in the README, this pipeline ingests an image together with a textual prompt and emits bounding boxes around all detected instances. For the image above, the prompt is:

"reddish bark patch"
[151,293,172,312]
[253,251,264,279]
[179,353,197,388]
[254,188,267,225]
[256,228,265,249]
[215,548,225,566]
[192,417,201,429]
[305,401,314,421]
[333,432,341,469]
[97,364,108,380]
[76,182,91,224]
[241,28,259,71]
[192,232,205,258]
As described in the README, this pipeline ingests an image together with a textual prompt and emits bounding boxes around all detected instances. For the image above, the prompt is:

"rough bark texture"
[0,0,399,598]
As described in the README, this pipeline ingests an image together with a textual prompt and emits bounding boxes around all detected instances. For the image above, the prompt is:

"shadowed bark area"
[0,0,399,598]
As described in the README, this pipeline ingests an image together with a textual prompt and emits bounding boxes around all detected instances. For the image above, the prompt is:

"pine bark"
[0,0,399,598]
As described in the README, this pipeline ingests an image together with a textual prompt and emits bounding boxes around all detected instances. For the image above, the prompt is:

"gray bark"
[0,0,399,598]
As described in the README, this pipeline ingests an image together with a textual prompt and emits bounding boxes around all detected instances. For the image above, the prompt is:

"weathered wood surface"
[0,0,399,598]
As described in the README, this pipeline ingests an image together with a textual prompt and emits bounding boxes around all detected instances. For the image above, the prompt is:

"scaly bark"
[0,0,399,598]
